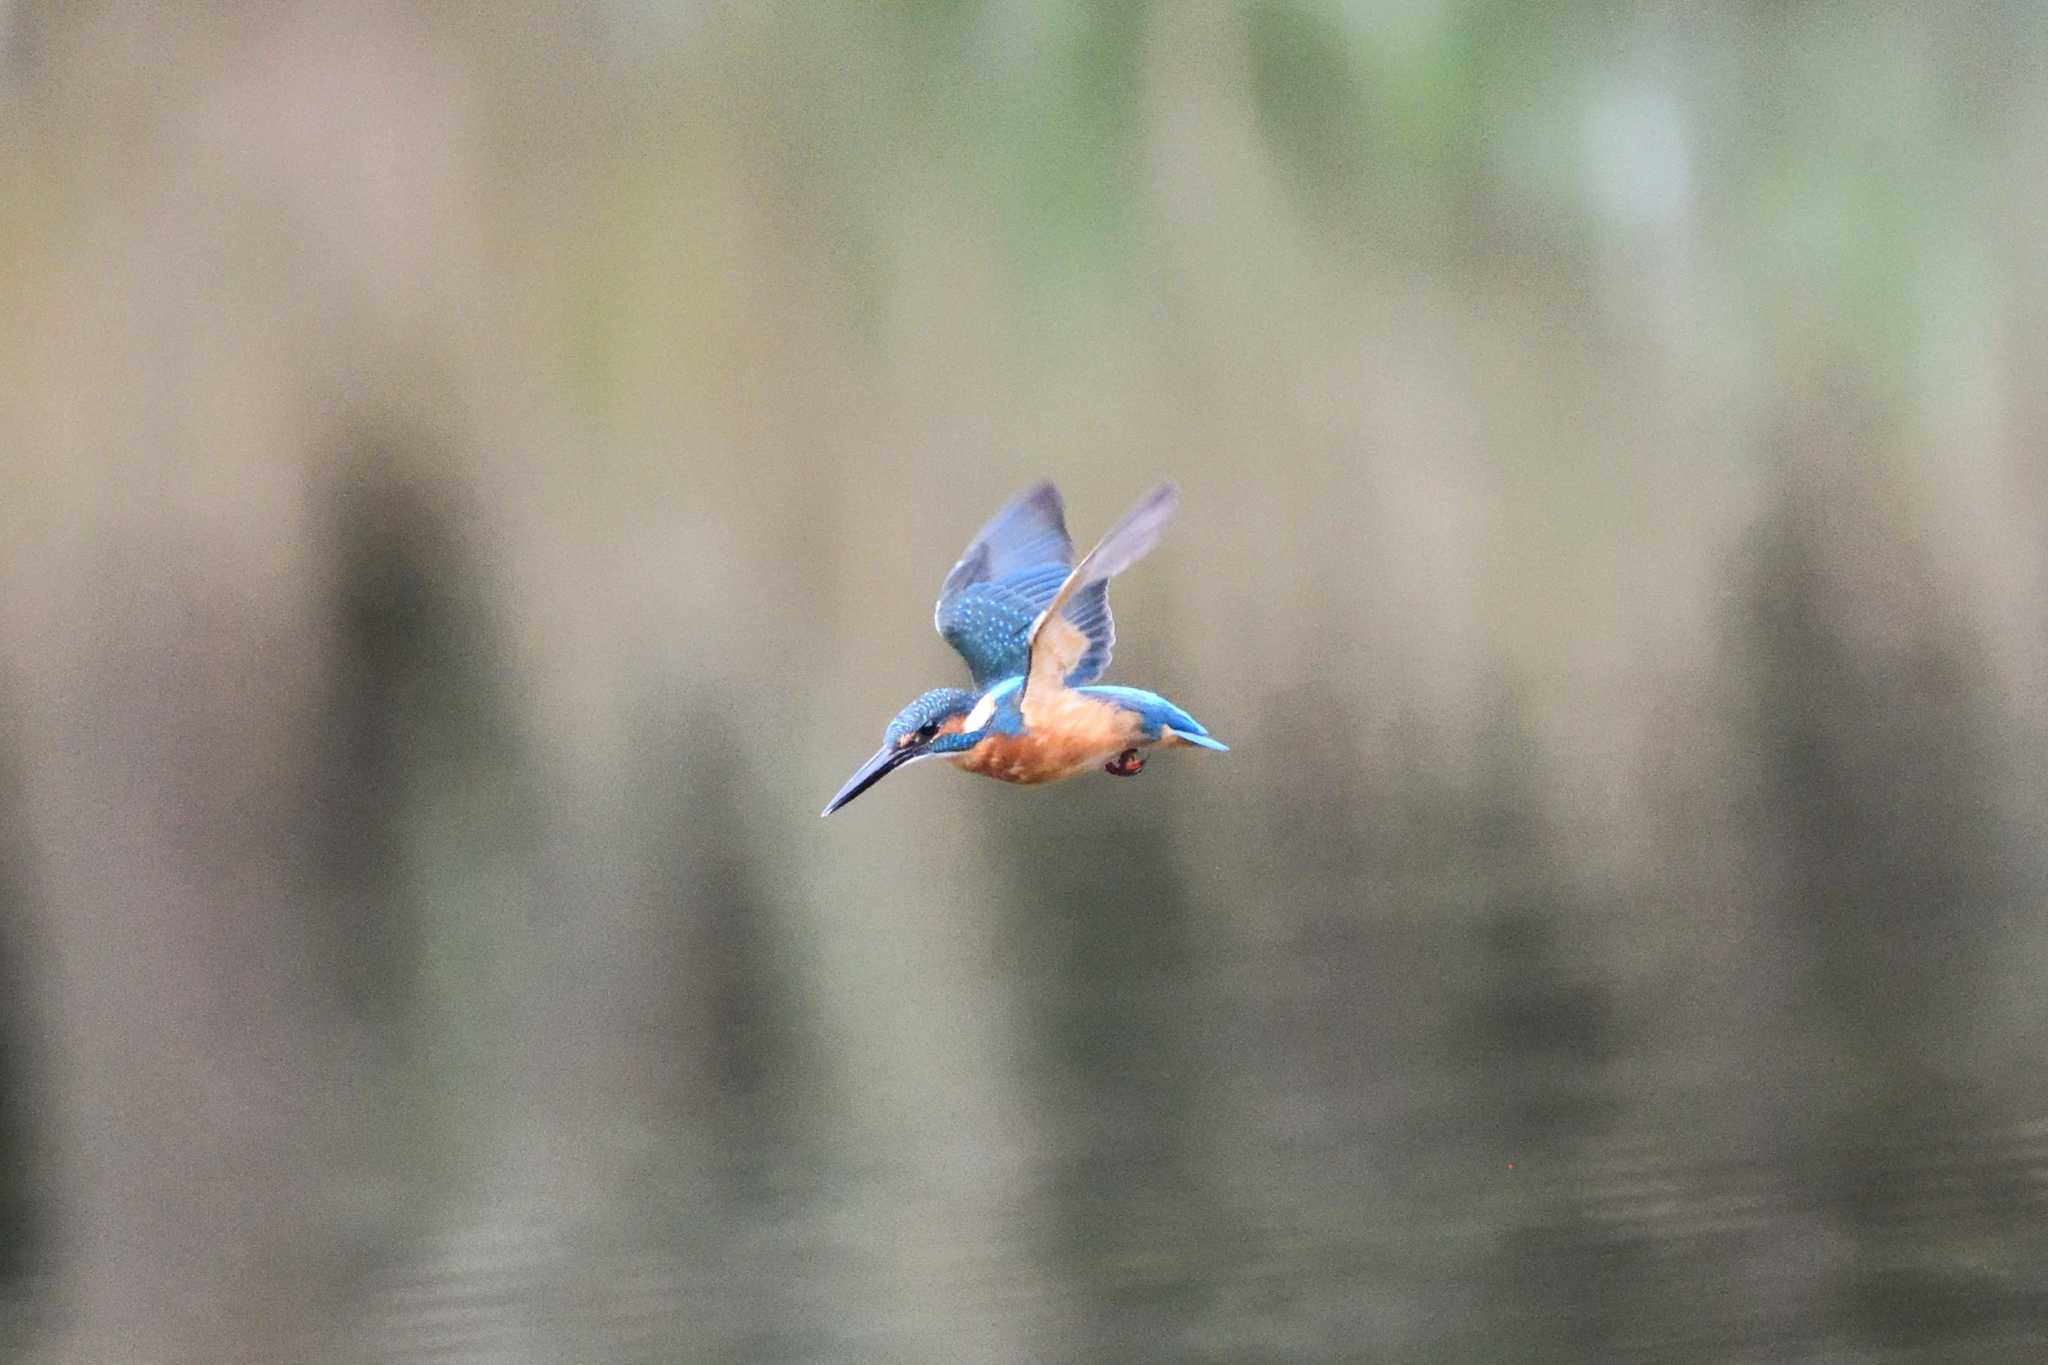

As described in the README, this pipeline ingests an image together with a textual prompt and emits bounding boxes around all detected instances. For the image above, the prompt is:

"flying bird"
[822,480,1226,816]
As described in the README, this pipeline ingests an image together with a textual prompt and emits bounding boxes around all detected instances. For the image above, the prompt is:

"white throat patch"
[963,676,1023,734]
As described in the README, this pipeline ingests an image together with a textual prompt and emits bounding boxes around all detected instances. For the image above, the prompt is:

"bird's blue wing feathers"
[936,481,1071,611]
[934,481,1127,690]
[940,570,1116,691]
[938,573,1057,690]
[1017,481,1178,702]
[1058,579,1113,685]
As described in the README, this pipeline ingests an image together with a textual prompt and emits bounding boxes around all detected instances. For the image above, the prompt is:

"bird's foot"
[1104,748,1145,777]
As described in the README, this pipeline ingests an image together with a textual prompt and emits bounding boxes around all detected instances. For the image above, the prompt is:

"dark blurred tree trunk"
[12,513,388,1361]
[0,695,43,1295]
[1733,456,2042,1357]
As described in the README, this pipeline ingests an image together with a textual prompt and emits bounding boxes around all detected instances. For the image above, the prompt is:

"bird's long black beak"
[821,743,919,816]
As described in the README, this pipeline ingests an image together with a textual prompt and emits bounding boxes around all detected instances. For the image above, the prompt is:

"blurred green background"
[2,2,2046,1361]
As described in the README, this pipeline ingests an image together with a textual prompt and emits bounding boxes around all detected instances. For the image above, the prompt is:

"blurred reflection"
[0,714,38,1291]
[2,2,2045,1361]
[991,788,1224,1363]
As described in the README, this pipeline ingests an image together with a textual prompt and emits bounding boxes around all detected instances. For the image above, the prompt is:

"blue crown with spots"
[884,688,976,745]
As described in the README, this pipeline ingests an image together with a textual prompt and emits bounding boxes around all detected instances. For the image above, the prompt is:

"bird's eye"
[916,723,940,741]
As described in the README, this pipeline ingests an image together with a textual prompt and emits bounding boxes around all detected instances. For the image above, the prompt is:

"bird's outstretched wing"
[938,481,1071,603]
[935,481,1075,690]
[1019,481,1179,713]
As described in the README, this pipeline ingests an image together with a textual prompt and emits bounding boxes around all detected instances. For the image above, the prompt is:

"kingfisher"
[822,479,1227,816]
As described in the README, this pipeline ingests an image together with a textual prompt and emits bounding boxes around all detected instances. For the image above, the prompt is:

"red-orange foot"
[1104,748,1145,777]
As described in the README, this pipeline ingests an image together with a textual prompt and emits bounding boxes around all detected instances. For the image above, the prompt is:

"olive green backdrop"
[1,3,2044,1361]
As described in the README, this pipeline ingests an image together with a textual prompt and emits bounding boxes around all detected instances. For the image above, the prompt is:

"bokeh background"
[3,2,2047,1361]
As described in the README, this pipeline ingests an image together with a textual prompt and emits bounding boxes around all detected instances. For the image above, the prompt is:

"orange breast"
[951,690,1143,785]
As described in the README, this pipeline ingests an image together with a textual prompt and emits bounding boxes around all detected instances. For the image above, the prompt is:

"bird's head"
[821,687,980,816]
